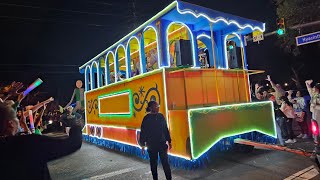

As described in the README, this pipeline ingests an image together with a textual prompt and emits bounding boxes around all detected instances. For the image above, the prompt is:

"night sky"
[0,0,318,104]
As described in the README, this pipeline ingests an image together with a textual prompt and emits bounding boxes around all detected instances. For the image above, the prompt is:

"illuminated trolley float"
[80,1,277,167]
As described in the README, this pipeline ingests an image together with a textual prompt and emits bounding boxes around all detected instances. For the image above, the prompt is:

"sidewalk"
[286,119,315,153]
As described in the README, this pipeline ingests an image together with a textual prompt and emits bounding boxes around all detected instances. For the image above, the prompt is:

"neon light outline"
[126,36,142,79]
[98,90,133,117]
[80,1,264,70]
[143,25,161,69]
[187,101,277,159]
[166,22,196,68]
[105,51,115,85]
[84,65,91,91]
[176,2,266,33]
[196,34,211,39]
[86,69,169,125]
[223,32,244,69]
[79,1,178,70]
[115,44,126,83]
[103,54,108,86]
[90,61,99,89]
[82,90,88,132]
[161,68,169,128]
[98,91,131,115]
[98,57,106,87]
[87,123,139,130]
[85,68,163,93]
[85,124,191,160]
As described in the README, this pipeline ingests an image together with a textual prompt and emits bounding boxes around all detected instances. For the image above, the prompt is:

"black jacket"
[139,113,171,149]
[0,125,82,180]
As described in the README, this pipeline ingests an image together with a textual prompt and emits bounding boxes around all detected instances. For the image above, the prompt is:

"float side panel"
[165,71,187,110]
[188,101,276,159]
[85,69,166,129]
[168,110,191,159]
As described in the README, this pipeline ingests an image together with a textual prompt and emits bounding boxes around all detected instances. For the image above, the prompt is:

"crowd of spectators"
[253,75,320,145]
[0,81,83,179]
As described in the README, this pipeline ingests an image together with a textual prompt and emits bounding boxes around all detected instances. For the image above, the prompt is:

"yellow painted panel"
[85,69,166,129]
[99,92,130,114]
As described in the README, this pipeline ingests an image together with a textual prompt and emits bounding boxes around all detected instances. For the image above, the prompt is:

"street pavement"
[47,136,320,180]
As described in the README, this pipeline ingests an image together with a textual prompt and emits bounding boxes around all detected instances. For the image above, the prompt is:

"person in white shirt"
[292,90,308,139]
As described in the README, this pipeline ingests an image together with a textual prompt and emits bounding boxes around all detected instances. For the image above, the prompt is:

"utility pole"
[130,0,137,29]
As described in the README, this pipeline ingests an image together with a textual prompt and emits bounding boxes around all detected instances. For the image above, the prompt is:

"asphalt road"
[47,138,320,180]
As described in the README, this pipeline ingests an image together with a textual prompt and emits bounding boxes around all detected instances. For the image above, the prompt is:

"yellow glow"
[110,26,187,70]
[143,28,157,45]
[168,25,188,42]
[197,40,206,49]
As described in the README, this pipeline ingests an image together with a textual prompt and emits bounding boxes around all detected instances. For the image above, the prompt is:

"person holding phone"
[139,101,172,180]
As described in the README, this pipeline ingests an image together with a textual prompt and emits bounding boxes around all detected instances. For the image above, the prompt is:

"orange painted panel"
[217,72,227,104]
[184,71,205,107]
[239,72,250,102]
[102,127,138,146]
[168,110,191,159]
[202,71,219,105]
[165,71,187,110]
[165,69,250,108]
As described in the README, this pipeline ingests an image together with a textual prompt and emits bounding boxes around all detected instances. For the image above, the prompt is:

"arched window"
[197,34,212,68]
[106,52,115,84]
[115,45,126,82]
[91,61,99,89]
[85,65,91,91]
[143,26,159,72]
[127,37,141,77]
[98,56,106,87]
[166,22,195,68]
[224,33,244,69]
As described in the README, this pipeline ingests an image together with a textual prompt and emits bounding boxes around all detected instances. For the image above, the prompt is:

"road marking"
[284,165,319,180]
[211,168,220,173]
[85,166,143,180]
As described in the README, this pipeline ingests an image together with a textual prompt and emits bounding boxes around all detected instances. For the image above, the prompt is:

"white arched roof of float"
[80,1,265,70]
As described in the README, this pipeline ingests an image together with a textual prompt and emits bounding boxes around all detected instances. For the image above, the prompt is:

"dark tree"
[275,0,320,55]
[274,0,320,88]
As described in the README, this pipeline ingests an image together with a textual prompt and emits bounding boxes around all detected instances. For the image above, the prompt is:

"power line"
[0,2,131,18]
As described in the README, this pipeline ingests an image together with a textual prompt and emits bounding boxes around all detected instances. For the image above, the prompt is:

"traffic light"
[276,18,285,36]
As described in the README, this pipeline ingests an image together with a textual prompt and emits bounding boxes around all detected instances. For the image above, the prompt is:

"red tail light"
[311,120,319,136]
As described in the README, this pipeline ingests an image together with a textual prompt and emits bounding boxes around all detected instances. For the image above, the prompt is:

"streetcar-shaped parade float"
[80,1,277,168]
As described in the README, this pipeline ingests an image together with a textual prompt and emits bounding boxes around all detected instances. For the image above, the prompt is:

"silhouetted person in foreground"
[0,103,82,180]
[139,101,172,180]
